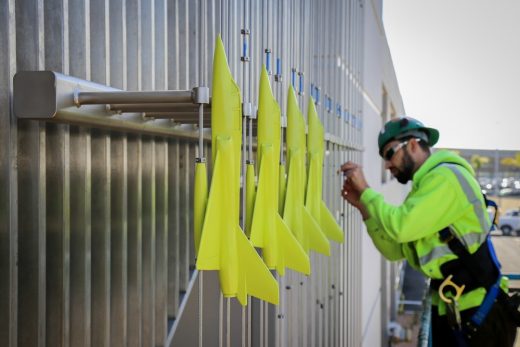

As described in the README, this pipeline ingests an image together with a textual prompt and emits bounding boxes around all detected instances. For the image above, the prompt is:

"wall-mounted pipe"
[13,71,210,139]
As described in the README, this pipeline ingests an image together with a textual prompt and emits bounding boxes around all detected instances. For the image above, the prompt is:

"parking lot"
[491,235,520,289]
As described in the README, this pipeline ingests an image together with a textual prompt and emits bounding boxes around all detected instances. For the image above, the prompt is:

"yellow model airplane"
[248,66,310,276]
[195,36,279,306]
[305,98,344,243]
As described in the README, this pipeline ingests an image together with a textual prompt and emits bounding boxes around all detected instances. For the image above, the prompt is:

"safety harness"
[425,163,520,344]
[429,198,520,342]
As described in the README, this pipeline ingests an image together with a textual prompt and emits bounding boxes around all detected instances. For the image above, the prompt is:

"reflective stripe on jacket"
[361,150,501,315]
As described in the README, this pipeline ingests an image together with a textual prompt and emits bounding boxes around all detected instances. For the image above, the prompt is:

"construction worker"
[340,116,518,346]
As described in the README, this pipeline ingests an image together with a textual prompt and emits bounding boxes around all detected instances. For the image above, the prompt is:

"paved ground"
[492,235,520,283]
[487,235,519,347]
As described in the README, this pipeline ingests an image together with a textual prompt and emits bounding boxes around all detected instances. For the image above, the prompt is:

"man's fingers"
[339,161,359,174]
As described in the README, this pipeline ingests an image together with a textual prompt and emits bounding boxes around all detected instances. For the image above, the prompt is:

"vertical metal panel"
[16,1,46,347]
[167,139,180,319]
[68,0,89,79]
[155,0,167,90]
[167,0,179,90]
[0,1,17,346]
[127,135,143,347]
[110,133,128,347]
[45,123,71,347]
[43,0,71,344]
[141,0,155,91]
[178,141,190,293]
[89,0,109,85]
[108,3,127,347]
[142,137,156,346]
[69,127,92,347]
[68,0,92,344]
[126,0,141,91]
[17,119,47,347]
[178,0,189,90]
[155,139,168,345]
[109,0,127,89]
[91,130,111,347]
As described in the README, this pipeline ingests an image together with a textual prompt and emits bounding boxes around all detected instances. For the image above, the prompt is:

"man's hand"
[339,161,369,193]
[339,161,370,220]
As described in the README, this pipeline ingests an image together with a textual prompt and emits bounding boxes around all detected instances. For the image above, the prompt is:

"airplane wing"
[237,225,279,305]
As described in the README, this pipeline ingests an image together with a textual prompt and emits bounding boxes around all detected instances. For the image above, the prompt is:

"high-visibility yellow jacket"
[360,150,507,314]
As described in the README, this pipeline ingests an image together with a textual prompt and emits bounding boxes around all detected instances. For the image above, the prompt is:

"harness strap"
[440,228,503,329]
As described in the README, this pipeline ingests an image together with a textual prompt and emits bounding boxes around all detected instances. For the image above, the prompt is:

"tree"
[501,153,520,168]
[470,155,490,179]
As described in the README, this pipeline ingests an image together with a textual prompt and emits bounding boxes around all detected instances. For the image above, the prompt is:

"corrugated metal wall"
[0,0,365,346]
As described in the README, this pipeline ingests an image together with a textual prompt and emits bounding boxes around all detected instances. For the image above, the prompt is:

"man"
[340,116,517,346]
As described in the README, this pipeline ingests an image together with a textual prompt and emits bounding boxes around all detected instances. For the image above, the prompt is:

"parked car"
[497,208,520,236]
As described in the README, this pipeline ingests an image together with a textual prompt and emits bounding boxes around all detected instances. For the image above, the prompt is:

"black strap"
[483,194,499,227]
[438,228,497,290]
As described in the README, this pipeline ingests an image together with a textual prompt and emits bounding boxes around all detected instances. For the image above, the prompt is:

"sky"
[382,0,520,151]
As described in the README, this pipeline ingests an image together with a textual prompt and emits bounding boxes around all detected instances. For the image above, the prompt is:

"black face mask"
[395,148,415,184]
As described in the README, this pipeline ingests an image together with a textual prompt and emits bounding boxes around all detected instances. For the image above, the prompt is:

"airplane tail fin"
[236,226,279,305]
[276,215,311,275]
[320,201,344,243]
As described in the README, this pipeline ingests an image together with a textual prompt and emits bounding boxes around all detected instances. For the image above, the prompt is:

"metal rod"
[108,103,207,112]
[199,272,204,347]
[264,301,268,347]
[198,0,206,342]
[220,293,224,347]
[227,298,231,347]
[199,104,204,157]
[242,304,246,347]
[260,298,264,347]
[76,90,194,105]
[248,296,251,347]
[241,113,246,230]
[238,8,249,347]
[143,111,209,119]
[248,116,253,162]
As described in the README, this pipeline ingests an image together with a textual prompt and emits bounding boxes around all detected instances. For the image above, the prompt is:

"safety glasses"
[382,138,422,161]
[382,140,409,161]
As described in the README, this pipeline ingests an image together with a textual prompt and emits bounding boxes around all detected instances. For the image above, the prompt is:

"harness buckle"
[439,274,465,304]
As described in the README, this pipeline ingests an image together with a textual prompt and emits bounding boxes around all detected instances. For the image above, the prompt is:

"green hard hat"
[378,116,439,156]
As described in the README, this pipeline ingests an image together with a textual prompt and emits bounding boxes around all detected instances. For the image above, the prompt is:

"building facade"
[0,0,405,346]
